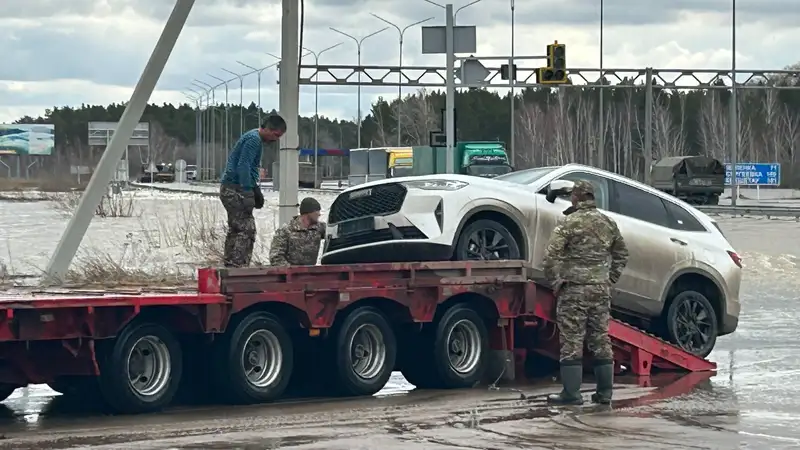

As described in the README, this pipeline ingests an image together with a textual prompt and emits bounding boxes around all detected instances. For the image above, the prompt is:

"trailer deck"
[0,261,716,414]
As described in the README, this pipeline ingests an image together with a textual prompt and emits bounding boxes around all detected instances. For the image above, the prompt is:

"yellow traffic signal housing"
[537,41,567,84]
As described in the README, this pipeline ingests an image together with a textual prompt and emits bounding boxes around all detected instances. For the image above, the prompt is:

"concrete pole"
[445,3,456,173]
[278,0,300,226]
[45,0,195,281]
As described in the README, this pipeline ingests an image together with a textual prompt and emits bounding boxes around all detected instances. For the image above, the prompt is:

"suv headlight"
[401,180,469,191]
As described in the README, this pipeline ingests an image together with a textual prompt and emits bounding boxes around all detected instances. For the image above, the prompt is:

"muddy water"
[0,216,796,448]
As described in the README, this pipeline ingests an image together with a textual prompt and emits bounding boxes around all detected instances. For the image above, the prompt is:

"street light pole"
[598,0,605,169]
[222,68,245,137]
[424,0,484,173]
[330,26,389,149]
[730,0,738,206]
[509,0,515,165]
[193,79,215,180]
[302,42,343,184]
[207,73,228,175]
[188,86,207,173]
[186,87,204,171]
[370,14,434,147]
[238,53,280,126]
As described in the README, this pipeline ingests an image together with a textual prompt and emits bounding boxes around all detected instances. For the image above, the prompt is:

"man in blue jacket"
[220,114,286,267]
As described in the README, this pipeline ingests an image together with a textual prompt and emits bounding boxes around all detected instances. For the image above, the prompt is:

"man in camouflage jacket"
[542,179,629,405]
[269,197,327,266]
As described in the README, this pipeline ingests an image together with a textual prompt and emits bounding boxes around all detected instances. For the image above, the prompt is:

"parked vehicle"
[321,164,742,356]
[650,156,725,205]
[412,141,513,178]
[185,164,198,181]
[271,161,322,189]
[138,163,175,183]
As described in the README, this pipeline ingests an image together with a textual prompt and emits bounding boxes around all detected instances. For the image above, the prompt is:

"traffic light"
[537,41,568,84]
[500,63,517,81]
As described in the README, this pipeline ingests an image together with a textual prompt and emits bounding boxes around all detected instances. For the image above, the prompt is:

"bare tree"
[397,89,437,146]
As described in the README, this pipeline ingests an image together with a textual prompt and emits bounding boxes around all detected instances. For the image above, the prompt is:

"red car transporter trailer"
[0,261,715,414]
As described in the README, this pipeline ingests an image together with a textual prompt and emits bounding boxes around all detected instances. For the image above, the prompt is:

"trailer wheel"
[434,305,490,388]
[98,322,182,414]
[213,312,293,404]
[332,307,396,396]
[0,384,16,402]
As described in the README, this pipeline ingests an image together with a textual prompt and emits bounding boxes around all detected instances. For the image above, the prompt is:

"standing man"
[542,180,628,405]
[269,197,326,266]
[220,115,286,267]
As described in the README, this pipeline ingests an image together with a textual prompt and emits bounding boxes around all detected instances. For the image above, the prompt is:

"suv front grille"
[327,226,426,252]
[329,183,407,223]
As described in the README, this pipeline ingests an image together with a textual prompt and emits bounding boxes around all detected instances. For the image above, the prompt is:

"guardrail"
[697,205,800,218]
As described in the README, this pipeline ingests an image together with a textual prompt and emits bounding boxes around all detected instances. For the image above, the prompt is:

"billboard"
[0,124,55,156]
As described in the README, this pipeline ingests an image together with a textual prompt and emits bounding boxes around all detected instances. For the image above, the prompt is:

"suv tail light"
[727,250,743,268]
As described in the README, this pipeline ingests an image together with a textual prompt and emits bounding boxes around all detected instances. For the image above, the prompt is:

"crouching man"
[269,197,326,266]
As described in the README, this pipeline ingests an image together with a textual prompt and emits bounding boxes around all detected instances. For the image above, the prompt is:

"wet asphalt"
[0,215,796,449]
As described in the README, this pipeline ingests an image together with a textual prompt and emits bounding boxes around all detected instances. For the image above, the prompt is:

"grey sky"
[0,0,795,122]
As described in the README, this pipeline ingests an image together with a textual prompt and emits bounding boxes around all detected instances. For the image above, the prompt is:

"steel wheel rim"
[349,324,386,380]
[447,319,482,374]
[465,228,510,260]
[127,336,171,398]
[241,330,283,388]
[674,295,713,353]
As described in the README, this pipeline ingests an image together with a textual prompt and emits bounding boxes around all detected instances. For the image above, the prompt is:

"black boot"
[547,361,584,405]
[591,360,614,405]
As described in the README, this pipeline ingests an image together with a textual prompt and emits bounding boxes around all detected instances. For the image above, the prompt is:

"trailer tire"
[98,322,183,414]
[433,305,489,388]
[331,307,396,396]
[213,312,293,404]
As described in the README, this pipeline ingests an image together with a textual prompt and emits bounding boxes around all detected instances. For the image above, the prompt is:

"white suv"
[321,164,742,356]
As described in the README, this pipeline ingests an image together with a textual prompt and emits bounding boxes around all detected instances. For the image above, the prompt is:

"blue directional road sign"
[724,163,781,186]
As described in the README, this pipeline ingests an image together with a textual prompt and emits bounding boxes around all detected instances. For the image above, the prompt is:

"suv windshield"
[466,164,513,177]
[494,166,558,185]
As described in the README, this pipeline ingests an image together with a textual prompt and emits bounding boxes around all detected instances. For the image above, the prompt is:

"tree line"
[9,67,800,187]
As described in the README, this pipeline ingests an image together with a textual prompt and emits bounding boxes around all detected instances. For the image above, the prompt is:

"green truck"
[411,141,513,178]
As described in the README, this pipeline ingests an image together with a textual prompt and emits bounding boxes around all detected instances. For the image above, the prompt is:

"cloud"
[0,0,797,124]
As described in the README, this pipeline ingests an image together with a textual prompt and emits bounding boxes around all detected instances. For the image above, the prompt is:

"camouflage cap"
[572,179,595,196]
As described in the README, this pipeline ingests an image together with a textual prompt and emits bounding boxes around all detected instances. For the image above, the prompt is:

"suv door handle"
[670,237,687,246]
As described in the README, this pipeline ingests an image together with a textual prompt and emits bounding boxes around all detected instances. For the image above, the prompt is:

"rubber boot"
[591,360,614,405]
[547,361,584,405]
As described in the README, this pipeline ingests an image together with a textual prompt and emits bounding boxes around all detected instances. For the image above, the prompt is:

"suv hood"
[341,174,530,194]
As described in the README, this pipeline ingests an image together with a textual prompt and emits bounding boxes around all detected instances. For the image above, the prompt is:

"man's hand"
[253,188,264,209]
[241,190,256,209]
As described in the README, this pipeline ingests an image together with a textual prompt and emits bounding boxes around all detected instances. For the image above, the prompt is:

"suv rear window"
[711,221,727,239]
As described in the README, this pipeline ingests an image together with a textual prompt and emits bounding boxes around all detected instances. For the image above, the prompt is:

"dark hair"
[261,114,287,132]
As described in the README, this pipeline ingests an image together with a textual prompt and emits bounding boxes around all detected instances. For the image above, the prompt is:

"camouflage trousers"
[556,283,614,362]
[220,184,256,267]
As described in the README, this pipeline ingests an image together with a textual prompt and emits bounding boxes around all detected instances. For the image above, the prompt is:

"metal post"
[644,67,653,184]
[195,79,215,180]
[509,0,515,164]
[278,0,300,226]
[445,3,456,173]
[598,0,604,169]
[191,82,210,178]
[208,73,228,175]
[222,68,245,136]
[45,0,195,281]
[330,26,388,149]
[302,43,343,184]
[371,14,434,147]
[730,0,739,206]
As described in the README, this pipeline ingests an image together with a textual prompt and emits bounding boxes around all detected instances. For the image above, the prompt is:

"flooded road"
[0,215,796,448]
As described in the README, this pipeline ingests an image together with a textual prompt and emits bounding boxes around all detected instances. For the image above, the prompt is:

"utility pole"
[278,0,300,226]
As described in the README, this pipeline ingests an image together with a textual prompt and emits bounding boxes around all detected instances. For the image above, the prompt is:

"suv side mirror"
[546,179,575,203]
